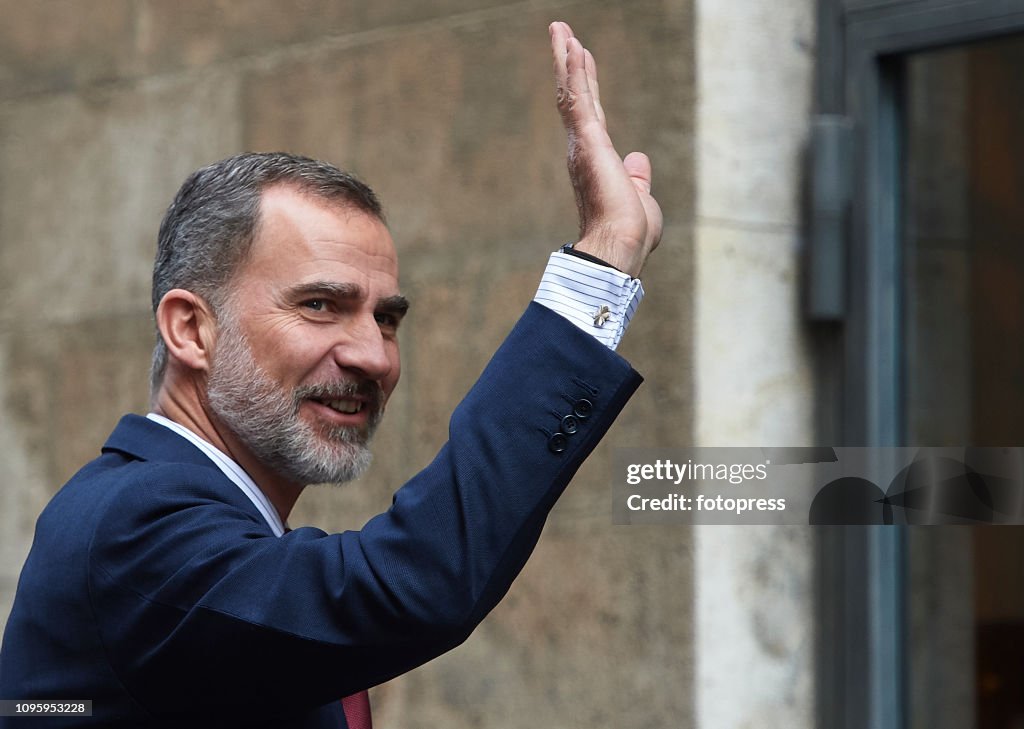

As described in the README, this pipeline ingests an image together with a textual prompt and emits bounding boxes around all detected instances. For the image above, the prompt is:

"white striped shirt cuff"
[533,251,644,350]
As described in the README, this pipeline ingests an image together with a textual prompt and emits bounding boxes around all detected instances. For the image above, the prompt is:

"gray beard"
[206,317,381,486]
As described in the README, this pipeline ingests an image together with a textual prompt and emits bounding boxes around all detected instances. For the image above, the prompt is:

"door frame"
[815,2,1024,728]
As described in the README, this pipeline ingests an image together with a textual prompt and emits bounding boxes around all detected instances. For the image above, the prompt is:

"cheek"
[256,335,332,385]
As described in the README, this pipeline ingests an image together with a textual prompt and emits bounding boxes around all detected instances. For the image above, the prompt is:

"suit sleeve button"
[560,414,579,434]
[548,432,569,453]
[573,399,594,419]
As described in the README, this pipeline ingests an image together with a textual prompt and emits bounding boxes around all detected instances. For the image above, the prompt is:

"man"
[0,21,661,728]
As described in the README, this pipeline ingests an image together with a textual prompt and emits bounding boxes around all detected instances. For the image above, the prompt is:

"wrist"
[571,234,643,278]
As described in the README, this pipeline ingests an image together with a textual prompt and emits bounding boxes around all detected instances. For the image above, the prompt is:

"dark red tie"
[341,690,372,729]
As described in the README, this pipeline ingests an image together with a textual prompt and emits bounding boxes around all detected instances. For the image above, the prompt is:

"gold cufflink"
[592,305,611,327]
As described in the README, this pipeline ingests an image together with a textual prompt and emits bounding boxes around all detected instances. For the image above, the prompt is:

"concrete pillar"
[693,0,816,726]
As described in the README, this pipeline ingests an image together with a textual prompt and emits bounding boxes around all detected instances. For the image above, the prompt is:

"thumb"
[623,152,653,193]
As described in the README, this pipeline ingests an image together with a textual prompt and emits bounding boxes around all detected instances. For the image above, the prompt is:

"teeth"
[326,399,362,414]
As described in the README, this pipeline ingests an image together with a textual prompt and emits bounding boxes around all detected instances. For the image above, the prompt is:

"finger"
[555,20,575,41]
[583,48,606,129]
[561,36,599,131]
[550,22,568,98]
[623,151,653,193]
[549,22,576,103]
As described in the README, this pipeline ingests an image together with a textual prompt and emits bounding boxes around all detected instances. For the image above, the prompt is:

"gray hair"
[149,152,384,394]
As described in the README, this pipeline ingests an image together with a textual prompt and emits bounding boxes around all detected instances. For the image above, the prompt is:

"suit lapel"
[101,414,270,529]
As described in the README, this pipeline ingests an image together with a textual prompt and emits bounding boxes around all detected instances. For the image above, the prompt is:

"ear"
[156,289,219,374]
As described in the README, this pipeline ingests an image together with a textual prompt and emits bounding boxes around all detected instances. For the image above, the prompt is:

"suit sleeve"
[88,303,643,722]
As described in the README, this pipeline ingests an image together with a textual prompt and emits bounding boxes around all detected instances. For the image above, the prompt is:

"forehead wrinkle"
[305,241,400,278]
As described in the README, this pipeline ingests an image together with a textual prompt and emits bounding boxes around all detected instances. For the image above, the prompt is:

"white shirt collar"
[145,413,286,537]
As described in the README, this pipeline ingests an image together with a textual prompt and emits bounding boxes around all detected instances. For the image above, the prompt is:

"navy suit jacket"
[0,304,642,728]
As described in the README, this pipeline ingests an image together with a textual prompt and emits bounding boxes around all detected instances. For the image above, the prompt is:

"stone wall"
[0,1,697,727]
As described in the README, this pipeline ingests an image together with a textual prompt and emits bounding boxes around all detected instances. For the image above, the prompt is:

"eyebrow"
[286,281,410,317]
[378,294,411,318]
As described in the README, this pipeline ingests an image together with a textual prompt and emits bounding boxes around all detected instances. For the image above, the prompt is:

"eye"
[302,299,326,312]
[374,312,400,329]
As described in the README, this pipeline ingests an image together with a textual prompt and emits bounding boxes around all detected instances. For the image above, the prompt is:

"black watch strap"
[559,243,622,273]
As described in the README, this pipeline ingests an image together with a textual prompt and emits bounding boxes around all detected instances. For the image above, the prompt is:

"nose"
[332,313,395,382]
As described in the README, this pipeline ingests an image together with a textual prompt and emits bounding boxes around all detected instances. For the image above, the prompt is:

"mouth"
[302,397,373,433]
[314,397,365,415]
[297,380,383,430]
